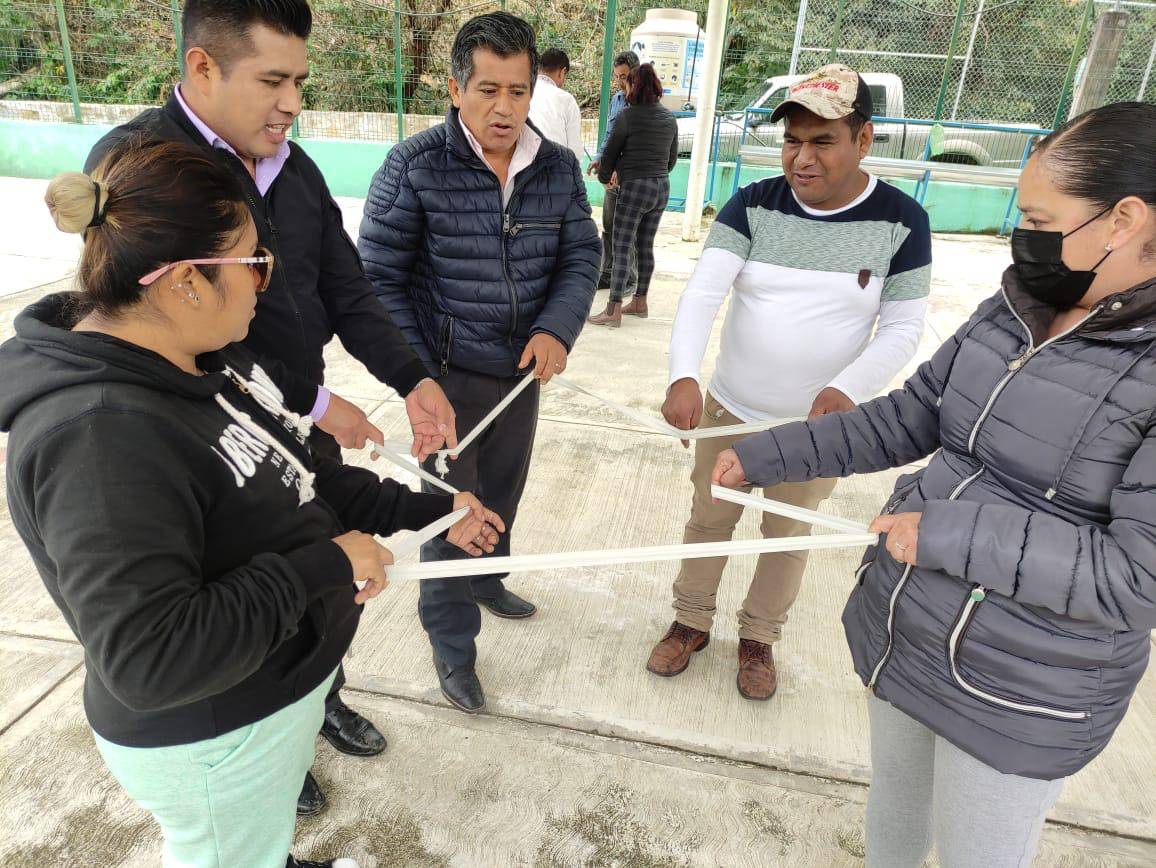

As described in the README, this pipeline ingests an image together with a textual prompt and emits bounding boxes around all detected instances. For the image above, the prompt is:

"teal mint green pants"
[94,669,336,868]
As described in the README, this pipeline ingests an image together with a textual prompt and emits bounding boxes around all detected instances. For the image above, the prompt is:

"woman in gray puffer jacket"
[713,102,1156,867]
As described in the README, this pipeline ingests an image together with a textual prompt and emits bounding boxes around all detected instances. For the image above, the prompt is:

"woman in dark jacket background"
[0,140,502,868]
[714,102,1156,866]
[588,63,679,327]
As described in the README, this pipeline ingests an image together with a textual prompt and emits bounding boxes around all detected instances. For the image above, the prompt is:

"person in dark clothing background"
[83,0,461,817]
[587,50,640,296]
[3,139,502,868]
[359,12,600,715]
[588,63,679,327]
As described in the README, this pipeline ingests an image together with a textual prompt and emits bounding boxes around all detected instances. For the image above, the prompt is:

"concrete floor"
[0,177,1153,866]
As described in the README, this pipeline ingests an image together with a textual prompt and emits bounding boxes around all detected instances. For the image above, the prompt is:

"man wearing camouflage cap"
[647,65,932,701]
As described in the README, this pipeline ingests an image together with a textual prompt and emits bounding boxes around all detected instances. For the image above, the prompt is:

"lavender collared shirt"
[174,85,330,417]
[173,84,290,197]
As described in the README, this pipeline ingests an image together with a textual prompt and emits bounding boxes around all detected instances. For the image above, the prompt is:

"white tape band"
[386,532,877,582]
[710,485,869,534]
[386,506,470,561]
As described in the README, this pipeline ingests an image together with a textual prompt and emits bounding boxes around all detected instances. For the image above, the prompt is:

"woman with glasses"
[0,139,503,868]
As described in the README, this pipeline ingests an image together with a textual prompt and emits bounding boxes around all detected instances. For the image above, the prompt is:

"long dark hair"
[627,63,664,106]
[45,140,249,319]
[1034,102,1156,214]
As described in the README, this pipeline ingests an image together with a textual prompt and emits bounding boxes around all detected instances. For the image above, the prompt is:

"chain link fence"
[793,0,1156,126]
[2,0,1153,149]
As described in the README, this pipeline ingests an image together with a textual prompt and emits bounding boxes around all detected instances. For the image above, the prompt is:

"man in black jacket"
[85,0,457,817]
[359,13,600,715]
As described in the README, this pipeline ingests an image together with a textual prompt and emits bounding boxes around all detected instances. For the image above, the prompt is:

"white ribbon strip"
[386,532,877,582]
[710,485,870,535]
[368,438,460,495]
[401,373,803,481]
[433,372,539,475]
[551,374,805,439]
[386,489,876,582]
[386,506,470,561]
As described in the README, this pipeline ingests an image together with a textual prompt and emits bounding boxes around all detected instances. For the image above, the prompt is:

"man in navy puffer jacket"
[359,12,600,712]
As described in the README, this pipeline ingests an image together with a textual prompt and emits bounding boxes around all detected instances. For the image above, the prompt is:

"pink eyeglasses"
[138,247,276,293]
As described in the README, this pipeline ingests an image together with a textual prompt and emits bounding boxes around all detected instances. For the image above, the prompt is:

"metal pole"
[394,4,405,142]
[1140,35,1156,100]
[932,0,967,120]
[53,0,83,123]
[789,0,809,75]
[1053,0,1096,128]
[950,0,985,120]
[1069,9,1130,117]
[171,0,185,77]
[597,0,619,148]
[828,0,845,63]
[682,0,730,241]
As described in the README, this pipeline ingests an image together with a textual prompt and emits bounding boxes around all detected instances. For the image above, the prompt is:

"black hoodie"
[0,294,453,747]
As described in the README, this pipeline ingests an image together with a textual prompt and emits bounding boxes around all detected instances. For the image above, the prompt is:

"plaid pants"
[609,175,669,304]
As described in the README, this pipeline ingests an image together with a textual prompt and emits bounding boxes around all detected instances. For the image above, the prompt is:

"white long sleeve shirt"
[529,75,584,162]
[670,175,932,421]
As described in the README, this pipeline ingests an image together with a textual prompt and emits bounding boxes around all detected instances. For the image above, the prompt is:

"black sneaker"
[287,857,360,868]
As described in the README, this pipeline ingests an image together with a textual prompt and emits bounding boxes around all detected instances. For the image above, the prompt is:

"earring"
[190,294,201,303]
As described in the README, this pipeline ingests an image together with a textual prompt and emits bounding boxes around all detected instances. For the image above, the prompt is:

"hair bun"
[45,172,109,234]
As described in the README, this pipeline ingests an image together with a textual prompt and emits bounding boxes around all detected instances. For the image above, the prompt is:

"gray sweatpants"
[866,695,1064,867]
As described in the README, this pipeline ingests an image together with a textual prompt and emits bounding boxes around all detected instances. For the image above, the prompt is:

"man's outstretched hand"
[404,378,458,461]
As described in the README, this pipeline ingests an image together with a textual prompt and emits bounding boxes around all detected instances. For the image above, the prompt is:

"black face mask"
[1011,204,1114,308]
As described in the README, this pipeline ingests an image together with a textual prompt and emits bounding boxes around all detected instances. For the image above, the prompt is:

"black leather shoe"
[321,699,386,757]
[434,656,485,713]
[475,588,537,619]
[296,770,326,817]
[287,857,360,867]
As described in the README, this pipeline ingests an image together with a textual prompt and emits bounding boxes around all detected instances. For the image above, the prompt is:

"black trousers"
[308,427,349,714]
[418,367,540,668]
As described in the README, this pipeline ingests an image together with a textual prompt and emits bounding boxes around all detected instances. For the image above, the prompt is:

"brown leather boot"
[646,621,710,676]
[621,297,648,318]
[587,302,622,327]
[737,638,778,700]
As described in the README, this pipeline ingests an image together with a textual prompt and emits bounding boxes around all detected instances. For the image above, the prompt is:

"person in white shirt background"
[645,65,932,703]
[528,47,583,162]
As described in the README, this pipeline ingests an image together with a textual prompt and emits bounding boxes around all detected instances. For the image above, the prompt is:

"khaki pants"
[673,392,838,644]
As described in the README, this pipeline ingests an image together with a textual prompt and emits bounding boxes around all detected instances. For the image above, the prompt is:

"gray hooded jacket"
[733,268,1156,780]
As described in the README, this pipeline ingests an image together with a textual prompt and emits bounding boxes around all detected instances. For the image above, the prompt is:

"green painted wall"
[1,119,1017,234]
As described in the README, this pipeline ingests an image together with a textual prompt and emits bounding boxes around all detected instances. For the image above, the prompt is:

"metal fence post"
[596,0,619,149]
[394,4,405,143]
[171,0,185,77]
[1054,0,1096,128]
[1140,36,1156,100]
[828,0,846,62]
[53,0,83,123]
[932,0,967,120]
[789,0,809,75]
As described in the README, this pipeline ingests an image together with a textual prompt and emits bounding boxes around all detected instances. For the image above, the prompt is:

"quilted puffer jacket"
[734,268,1156,780]
[358,109,601,378]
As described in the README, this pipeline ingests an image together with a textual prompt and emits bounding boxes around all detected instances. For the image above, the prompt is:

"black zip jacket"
[596,103,679,186]
[85,93,429,413]
[0,293,453,747]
